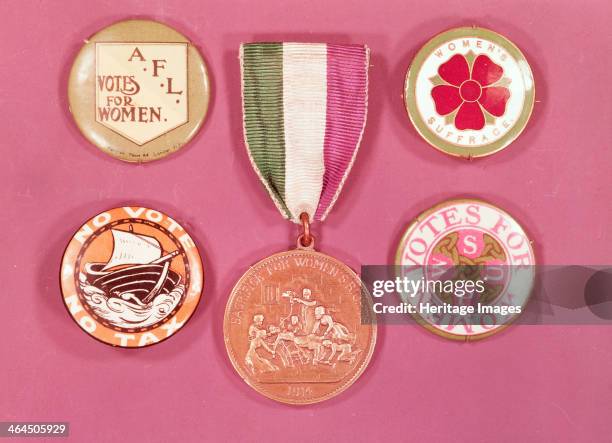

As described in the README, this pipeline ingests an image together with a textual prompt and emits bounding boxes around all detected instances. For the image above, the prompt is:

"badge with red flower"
[431,52,511,131]
[404,27,535,158]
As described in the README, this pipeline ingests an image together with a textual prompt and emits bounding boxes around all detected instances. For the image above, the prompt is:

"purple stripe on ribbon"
[315,44,368,221]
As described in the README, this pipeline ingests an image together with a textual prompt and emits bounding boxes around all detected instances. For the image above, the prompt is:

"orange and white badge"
[60,207,204,347]
[404,27,535,158]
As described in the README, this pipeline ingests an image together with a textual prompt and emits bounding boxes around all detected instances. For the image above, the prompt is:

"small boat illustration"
[83,226,181,304]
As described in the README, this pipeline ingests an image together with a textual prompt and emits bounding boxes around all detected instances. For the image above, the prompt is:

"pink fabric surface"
[1,0,611,441]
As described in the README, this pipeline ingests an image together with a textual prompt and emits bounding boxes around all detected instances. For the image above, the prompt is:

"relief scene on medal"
[243,283,363,383]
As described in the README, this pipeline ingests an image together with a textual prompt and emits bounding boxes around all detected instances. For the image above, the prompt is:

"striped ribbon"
[240,42,369,223]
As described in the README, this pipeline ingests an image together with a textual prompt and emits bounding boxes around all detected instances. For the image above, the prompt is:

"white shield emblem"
[95,43,188,145]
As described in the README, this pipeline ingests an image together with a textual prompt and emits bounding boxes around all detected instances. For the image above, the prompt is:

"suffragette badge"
[395,198,535,340]
[60,207,204,347]
[68,19,210,162]
[404,27,535,158]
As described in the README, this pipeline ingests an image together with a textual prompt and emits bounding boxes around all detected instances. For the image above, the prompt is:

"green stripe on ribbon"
[242,43,290,217]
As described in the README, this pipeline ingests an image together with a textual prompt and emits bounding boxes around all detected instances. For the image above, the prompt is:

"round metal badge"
[60,207,204,347]
[224,248,377,404]
[404,27,535,158]
[68,19,210,162]
[395,199,535,340]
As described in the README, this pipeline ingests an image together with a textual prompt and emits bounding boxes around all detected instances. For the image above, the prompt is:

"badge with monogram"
[68,19,210,162]
[223,43,377,404]
[404,27,535,158]
[395,199,536,340]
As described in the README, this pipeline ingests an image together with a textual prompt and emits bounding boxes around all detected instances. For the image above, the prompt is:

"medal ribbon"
[240,42,369,223]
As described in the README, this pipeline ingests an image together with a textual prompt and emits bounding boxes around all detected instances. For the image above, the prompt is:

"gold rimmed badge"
[404,27,535,158]
[68,19,210,162]
[394,198,536,341]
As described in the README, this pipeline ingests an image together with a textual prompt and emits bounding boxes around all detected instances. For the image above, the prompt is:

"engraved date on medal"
[286,386,313,398]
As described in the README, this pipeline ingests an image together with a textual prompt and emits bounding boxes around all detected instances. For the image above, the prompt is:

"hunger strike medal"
[404,27,535,158]
[395,199,535,341]
[224,43,376,404]
[60,207,204,347]
[68,19,210,162]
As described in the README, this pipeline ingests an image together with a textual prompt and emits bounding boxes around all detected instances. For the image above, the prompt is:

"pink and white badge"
[395,198,536,340]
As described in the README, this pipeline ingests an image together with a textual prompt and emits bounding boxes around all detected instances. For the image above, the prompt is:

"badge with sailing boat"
[60,207,204,347]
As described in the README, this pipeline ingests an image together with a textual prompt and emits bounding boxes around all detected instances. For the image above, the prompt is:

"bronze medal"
[225,42,375,403]
[224,241,376,404]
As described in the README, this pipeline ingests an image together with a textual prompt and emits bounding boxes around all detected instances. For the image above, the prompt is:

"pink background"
[1,0,611,441]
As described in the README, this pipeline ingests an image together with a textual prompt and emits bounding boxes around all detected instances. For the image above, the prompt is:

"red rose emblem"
[431,54,510,130]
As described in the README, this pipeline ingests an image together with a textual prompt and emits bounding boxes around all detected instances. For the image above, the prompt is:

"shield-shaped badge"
[95,43,189,145]
[68,20,210,162]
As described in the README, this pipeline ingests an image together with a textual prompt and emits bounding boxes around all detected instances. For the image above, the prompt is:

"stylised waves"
[79,272,184,328]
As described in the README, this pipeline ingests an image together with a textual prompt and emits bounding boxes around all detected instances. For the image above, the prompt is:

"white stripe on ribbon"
[282,43,327,221]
